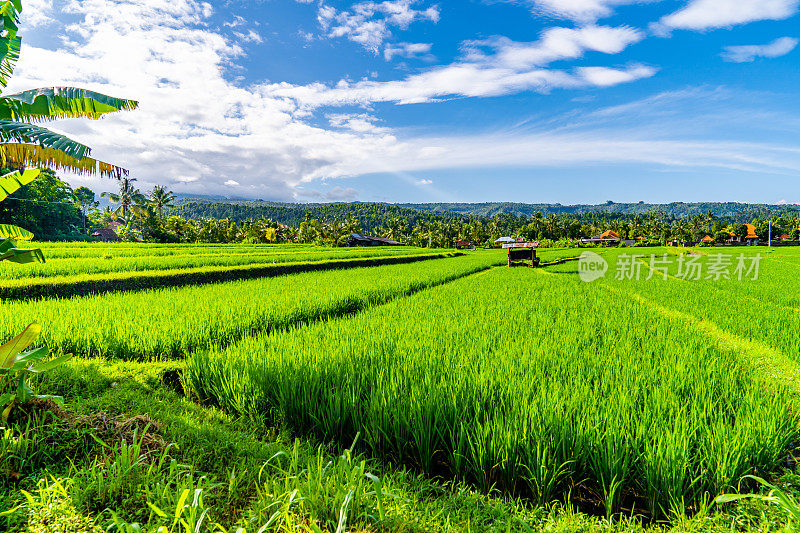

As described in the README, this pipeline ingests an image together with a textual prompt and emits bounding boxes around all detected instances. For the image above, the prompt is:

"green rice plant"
[715,475,800,530]
[17,477,102,533]
[0,250,455,300]
[251,436,398,532]
[0,253,502,361]
[187,265,798,518]
[0,244,430,281]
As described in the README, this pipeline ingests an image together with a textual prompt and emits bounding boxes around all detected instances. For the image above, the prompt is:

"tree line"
[3,173,800,246]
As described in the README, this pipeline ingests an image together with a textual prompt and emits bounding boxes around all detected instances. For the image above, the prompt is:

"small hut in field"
[91,228,120,242]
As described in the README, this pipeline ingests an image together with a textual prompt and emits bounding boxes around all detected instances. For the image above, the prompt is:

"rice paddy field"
[0,243,431,279]
[4,243,800,531]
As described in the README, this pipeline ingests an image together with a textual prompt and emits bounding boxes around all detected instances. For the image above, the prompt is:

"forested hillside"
[171,198,800,231]
[170,201,467,233]
[400,201,800,218]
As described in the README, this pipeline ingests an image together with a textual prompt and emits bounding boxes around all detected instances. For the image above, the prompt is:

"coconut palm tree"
[101,177,146,219]
[148,185,176,218]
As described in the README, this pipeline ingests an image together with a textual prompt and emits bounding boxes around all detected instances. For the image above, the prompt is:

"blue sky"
[15,0,800,204]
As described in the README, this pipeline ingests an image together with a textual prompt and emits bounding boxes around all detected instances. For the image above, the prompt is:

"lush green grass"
[5,244,800,531]
[0,251,458,300]
[3,358,798,532]
[186,260,798,518]
[0,253,502,360]
[0,245,428,280]
[593,248,800,366]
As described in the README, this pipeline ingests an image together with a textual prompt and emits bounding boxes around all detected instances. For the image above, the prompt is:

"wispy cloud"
[317,0,439,53]
[656,0,799,33]
[721,36,798,62]
[384,42,433,61]
[23,0,56,25]
[297,186,359,202]
[462,25,643,69]
[20,0,800,201]
[327,113,390,133]
[12,0,403,199]
[507,0,654,23]
[267,25,651,108]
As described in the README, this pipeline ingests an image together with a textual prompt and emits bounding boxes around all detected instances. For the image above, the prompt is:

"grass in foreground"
[2,358,799,532]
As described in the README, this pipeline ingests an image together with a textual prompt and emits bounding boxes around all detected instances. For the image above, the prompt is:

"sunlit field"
[4,244,800,532]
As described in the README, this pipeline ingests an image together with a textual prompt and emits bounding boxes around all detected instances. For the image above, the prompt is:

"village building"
[581,230,628,245]
[346,233,404,246]
[91,228,120,242]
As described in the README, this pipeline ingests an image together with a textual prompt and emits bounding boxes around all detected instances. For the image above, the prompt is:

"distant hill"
[170,201,466,233]
[169,198,800,232]
[398,201,800,218]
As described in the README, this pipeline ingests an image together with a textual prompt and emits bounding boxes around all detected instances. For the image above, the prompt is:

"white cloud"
[324,186,359,201]
[19,0,795,201]
[658,0,799,32]
[23,0,56,26]
[293,87,800,182]
[463,25,643,69]
[224,15,247,29]
[233,29,263,44]
[383,42,433,61]
[415,178,433,185]
[317,0,439,53]
[577,64,655,86]
[515,0,652,23]
[10,0,404,199]
[267,63,655,108]
[375,134,800,177]
[327,113,390,133]
[777,199,788,204]
[721,36,798,62]
[267,25,651,108]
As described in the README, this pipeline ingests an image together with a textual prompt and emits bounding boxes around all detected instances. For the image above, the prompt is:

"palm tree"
[148,185,176,217]
[102,177,146,219]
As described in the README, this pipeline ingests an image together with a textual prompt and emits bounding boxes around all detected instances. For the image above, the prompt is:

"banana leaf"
[0,143,126,178]
[0,223,33,240]
[0,323,40,369]
[0,121,90,160]
[0,87,138,121]
[0,168,39,201]
[0,246,44,263]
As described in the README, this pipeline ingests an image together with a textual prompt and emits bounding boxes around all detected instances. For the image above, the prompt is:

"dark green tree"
[0,168,82,239]
[72,186,97,233]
